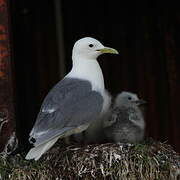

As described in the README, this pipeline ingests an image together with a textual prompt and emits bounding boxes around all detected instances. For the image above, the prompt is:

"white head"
[114,91,146,107]
[72,37,118,60]
[68,37,118,91]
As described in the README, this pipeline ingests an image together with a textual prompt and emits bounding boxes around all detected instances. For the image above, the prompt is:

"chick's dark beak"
[135,99,147,106]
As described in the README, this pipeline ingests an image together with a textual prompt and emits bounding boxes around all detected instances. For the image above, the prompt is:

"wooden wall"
[0,0,16,152]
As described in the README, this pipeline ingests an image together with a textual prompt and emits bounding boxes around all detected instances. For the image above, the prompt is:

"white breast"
[67,58,105,92]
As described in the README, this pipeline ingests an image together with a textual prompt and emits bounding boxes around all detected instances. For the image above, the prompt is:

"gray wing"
[109,106,143,128]
[106,107,131,128]
[30,78,103,146]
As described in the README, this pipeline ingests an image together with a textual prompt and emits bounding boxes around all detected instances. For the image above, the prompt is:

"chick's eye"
[128,97,132,100]
[89,44,94,48]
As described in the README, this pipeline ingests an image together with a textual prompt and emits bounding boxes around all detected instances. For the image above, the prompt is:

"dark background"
[10,1,180,152]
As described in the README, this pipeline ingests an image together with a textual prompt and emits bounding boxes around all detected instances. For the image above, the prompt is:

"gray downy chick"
[103,91,146,143]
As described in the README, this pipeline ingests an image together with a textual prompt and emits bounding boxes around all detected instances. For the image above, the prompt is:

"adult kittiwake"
[25,37,118,160]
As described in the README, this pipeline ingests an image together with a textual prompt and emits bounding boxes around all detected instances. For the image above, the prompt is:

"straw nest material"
[0,138,179,180]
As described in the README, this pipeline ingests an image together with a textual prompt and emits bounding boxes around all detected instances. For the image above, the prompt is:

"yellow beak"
[97,47,119,54]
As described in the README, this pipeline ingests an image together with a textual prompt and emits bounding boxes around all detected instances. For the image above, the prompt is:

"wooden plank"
[0,0,17,155]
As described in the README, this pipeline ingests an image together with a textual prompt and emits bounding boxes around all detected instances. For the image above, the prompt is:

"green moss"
[0,139,179,180]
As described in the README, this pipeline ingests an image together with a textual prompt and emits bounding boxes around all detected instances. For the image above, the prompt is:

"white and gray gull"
[25,37,118,160]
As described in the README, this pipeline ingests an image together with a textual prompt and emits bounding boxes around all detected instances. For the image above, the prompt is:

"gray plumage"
[30,78,103,146]
[103,91,146,143]
[72,90,112,144]
[26,78,103,160]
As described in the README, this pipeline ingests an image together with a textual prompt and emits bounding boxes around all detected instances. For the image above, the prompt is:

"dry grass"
[0,138,179,180]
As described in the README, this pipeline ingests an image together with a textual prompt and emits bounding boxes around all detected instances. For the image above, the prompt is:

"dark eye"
[128,97,132,100]
[89,44,94,48]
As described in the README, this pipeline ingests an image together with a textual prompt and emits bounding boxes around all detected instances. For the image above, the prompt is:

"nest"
[0,138,179,180]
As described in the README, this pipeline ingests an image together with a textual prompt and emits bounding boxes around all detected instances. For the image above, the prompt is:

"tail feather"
[25,125,89,160]
[25,136,59,161]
